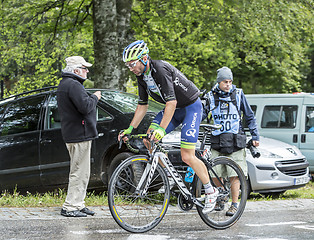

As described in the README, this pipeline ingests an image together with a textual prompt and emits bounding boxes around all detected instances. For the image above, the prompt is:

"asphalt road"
[0,199,313,240]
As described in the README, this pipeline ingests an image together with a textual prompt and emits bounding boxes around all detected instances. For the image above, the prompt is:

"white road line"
[294,225,314,231]
[246,221,307,227]
[127,235,170,240]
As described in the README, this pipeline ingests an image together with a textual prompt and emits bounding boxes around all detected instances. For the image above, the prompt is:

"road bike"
[108,124,248,233]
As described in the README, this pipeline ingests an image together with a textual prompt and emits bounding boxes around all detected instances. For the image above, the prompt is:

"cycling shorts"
[150,98,202,149]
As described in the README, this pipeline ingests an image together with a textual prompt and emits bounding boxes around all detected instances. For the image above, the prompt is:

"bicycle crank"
[177,193,194,212]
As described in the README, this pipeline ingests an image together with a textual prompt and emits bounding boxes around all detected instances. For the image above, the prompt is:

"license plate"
[294,176,310,185]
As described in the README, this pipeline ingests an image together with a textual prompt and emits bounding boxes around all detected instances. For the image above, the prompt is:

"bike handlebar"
[119,133,169,154]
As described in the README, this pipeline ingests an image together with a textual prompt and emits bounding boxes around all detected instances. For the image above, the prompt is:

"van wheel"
[107,152,134,183]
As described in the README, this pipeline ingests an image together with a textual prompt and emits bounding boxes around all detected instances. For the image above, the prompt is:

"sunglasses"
[78,67,88,70]
[125,59,139,69]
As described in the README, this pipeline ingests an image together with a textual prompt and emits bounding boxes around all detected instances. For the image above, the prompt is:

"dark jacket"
[57,72,98,143]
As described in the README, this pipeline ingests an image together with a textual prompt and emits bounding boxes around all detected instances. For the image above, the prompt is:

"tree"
[93,0,133,90]
[0,0,133,97]
[132,0,314,93]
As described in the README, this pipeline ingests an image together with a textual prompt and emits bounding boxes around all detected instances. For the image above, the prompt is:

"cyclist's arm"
[130,104,149,129]
[159,99,177,130]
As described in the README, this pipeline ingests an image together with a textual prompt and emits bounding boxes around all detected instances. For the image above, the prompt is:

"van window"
[306,107,314,132]
[261,105,297,128]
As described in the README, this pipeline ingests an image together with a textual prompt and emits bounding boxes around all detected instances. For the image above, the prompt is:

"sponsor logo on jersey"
[191,112,198,128]
[174,77,188,92]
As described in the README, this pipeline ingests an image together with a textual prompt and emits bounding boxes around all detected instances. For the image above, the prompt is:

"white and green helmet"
[122,40,149,62]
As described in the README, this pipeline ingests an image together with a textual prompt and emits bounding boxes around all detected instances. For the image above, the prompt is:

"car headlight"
[258,149,283,159]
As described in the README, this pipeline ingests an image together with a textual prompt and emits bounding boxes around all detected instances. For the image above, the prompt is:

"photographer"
[203,67,259,216]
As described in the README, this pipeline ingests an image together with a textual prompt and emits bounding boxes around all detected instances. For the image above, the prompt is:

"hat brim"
[84,62,92,67]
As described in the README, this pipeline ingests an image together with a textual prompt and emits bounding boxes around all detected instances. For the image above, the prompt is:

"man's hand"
[252,140,259,147]
[93,91,101,100]
[151,126,166,142]
[118,126,134,141]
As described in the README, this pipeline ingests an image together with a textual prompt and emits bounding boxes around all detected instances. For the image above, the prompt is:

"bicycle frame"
[135,144,205,208]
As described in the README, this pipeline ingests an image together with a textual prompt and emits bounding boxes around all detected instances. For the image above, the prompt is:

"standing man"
[118,40,218,214]
[204,66,259,216]
[57,56,101,217]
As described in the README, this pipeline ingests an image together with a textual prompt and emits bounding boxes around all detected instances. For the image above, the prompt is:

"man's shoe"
[61,209,87,217]
[202,188,219,214]
[80,207,95,216]
[158,177,175,194]
[226,205,237,216]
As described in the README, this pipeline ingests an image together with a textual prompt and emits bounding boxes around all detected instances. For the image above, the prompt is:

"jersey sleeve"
[137,78,149,105]
[159,63,176,102]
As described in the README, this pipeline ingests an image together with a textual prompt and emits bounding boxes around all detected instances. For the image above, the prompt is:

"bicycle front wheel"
[108,155,170,233]
[195,156,248,229]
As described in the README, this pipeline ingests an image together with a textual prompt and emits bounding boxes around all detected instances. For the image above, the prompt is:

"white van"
[245,93,314,173]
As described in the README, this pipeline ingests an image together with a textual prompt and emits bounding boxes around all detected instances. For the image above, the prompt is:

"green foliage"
[0,0,313,95]
[132,0,314,93]
[0,0,93,96]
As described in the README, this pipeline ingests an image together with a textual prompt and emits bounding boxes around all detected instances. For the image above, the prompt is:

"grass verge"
[0,181,313,208]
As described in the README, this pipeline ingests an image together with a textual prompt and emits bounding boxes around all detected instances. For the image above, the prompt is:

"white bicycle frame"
[135,146,202,206]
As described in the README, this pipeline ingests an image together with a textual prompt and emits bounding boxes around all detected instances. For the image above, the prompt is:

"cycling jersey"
[137,59,200,108]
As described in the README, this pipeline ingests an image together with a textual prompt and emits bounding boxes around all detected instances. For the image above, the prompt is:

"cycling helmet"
[122,40,149,62]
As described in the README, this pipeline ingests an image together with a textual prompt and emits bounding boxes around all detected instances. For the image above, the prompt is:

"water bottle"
[184,166,195,183]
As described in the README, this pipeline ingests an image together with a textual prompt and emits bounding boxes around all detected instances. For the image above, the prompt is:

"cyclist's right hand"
[118,126,134,142]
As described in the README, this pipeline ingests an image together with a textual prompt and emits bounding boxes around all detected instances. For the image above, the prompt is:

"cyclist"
[118,40,218,213]
[203,66,259,216]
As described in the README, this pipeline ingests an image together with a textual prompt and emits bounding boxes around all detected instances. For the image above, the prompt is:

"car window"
[0,95,45,136]
[261,105,297,128]
[98,90,163,113]
[47,95,60,129]
[0,103,7,121]
[97,107,112,121]
[46,94,113,129]
[305,107,314,132]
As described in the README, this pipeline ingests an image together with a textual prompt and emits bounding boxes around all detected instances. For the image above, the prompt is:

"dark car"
[0,87,162,193]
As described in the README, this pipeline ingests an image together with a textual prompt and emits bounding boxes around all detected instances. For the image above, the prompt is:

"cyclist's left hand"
[151,126,166,142]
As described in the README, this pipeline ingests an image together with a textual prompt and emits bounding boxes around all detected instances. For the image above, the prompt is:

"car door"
[0,95,45,191]
[39,93,114,188]
[300,103,314,172]
[39,93,70,188]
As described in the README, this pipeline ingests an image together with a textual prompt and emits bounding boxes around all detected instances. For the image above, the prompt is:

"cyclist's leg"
[150,109,182,192]
[180,99,218,212]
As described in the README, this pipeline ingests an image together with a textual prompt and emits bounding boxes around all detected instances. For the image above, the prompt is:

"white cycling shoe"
[202,187,219,214]
[158,177,175,194]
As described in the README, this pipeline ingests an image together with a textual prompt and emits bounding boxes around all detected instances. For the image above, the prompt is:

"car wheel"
[107,152,134,183]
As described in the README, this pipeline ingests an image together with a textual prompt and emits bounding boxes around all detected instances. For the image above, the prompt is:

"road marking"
[246,221,306,227]
[127,235,170,240]
[70,230,171,239]
[294,225,314,231]
[70,229,125,234]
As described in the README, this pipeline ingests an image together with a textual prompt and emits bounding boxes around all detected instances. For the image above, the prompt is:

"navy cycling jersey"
[137,59,200,108]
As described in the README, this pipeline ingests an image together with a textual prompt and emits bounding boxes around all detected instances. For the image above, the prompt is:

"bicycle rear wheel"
[108,155,170,233]
[195,156,248,229]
